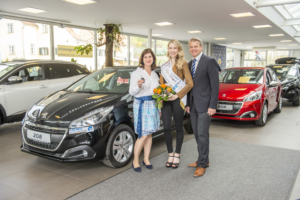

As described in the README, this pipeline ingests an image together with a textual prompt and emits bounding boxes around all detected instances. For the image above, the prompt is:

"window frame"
[31,44,35,55]
[9,45,15,55]
[7,23,13,33]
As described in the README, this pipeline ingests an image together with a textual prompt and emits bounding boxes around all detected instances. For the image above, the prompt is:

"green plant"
[71,58,77,63]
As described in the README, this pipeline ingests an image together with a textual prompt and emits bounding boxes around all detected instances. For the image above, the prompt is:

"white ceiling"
[0,0,299,50]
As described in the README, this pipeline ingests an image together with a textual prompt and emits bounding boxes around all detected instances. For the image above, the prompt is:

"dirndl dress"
[133,96,160,138]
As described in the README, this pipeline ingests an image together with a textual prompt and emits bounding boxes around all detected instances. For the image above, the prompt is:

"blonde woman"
[159,39,193,169]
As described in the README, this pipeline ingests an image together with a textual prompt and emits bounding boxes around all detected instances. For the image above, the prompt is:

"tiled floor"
[0,100,300,200]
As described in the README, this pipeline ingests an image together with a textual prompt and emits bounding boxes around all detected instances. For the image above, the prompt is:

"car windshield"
[268,65,297,80]
[219,69,264,84]
[0,63,20,78]
[67,68,133,94]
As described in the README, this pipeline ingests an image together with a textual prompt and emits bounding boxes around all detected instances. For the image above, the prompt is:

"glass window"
[68,68,134,94]
[7,23,13,33]
[11,65,44,82]
[9,46,15,55]
[156,40,169,66]
[219,69,264,84]
[268,65,298,80]
[269,69,278,81]
[267,51,290,65]
[0,63,20,78]
[226,48,234,68]
[48,64,75,79]
[113,35,128,66]
[39,47,49,55]
[266,72,272,85]
[244,61,266,67]
[130,36,148,66]
[244,51,266,60]
[31,44,35,55]
[42,24,48,33]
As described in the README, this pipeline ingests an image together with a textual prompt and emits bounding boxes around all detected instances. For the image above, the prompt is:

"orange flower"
[157,88,162,94]
[161,84,167,89]
[153,88,157,93]
[167,87,172,92]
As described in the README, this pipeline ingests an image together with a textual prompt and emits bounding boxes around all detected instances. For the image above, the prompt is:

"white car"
[0,60,90,124]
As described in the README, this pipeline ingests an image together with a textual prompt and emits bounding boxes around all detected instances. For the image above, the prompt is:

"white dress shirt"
[192,52,203,72]
[129,67,160,98]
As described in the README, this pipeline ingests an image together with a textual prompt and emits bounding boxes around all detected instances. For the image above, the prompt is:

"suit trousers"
[190,97,211,168]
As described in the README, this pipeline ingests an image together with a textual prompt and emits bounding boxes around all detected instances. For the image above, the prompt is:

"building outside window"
[226,48,234,68]
[31,44,35,55]
[9,45,15,55]
[244,51,267,67]
[7,23,13,33]
[39,47,49,55]
[267,50,290,65]
[156,40,169,66]
[42,24,48,33]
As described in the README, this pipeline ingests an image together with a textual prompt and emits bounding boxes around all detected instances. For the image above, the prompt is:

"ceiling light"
[232,43,243,44]
[280,40,292,42]
[230,12,255,18]
[269,34,284,37]
[253,25,272,28]
[18,7,47,14]
[63,0,97,5]
[152,34,163,36]
[154,22,174,26]
[187,30,202,33]
[277,48,287,49]
[252,46,276,50]
[288,44,298,46]
[214,38,226,40]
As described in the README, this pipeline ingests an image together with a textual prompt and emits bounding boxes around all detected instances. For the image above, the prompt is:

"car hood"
[29,91,123,123]
[219,83,263,101]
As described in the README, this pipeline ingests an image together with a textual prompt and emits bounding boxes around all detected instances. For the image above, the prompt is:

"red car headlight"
[243,90,262,102]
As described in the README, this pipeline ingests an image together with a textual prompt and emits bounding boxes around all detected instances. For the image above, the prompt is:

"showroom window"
[267,50,290,65]
[42,24,48,33]
[130,36,148,66]
[7,23,13,33]
[244,51,267,67]
[156,40,169,66]
[226,48,234,68]
[9,45,15,55]
[113,35,128,66]
[39,47,49,55]
[31,44,35,55]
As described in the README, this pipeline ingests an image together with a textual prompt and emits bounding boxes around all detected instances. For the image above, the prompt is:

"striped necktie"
[191,59,196,79]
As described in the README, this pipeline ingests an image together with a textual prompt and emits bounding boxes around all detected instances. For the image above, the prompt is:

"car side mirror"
[7,76,22,84]
[269,81,279,87]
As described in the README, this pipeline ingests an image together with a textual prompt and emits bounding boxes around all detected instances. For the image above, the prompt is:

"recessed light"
[214,38,226,40]
[230,12,255,18]
[280,40,292,42]
[187,30,202,33]
[232,43,243,44]
[269,34,284,37]
[63,0,97,5]
[277,48,287,49]
[253,25,272,28]
[154,22,174,26]
[152,34,163,36]
[288,44,298,46]
[18,7,47,13]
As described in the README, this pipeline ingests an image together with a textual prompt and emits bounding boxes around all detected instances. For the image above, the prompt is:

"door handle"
[40,85,48,89]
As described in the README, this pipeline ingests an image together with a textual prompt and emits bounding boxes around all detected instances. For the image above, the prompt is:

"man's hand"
[168,94,178,101]
[186,106,190,114]
[207,108,216,116]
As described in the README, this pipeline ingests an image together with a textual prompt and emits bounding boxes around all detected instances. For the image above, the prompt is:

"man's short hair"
[189,37,203,47]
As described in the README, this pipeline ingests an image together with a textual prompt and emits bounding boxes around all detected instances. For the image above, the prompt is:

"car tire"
[102,124,135,168]
[292,95,299,106]
[255,102,268,126]
[274,94,282,113]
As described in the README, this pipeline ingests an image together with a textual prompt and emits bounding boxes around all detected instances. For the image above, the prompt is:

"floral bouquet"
[152,84,176,109]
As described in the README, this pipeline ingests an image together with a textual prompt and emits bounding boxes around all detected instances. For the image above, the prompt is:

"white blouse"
[129,67,160,98]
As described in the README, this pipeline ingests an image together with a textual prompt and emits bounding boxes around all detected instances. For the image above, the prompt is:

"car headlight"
[243,90,262,102]
[69,106,114,128]
[26,105,44,121]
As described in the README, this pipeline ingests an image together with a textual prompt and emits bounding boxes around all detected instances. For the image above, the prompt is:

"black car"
[21,67,181,168]
[268,64,300,106]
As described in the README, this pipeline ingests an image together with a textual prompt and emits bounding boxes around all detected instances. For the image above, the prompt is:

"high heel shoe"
[143,161,153,169]
[166,155,174,168]
[132,163,141,172]
[172,155,180,169]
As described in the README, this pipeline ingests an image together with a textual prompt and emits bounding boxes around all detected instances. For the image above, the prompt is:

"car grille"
[216,101,243,114]
[24,135,59,150]
[24,144,56,156]
[25,124,65,134]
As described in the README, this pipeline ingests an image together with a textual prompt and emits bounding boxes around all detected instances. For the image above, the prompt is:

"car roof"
[224,67,265,70]
[267,64,295,67]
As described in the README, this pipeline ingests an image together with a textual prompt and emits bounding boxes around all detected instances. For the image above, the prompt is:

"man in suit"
[186,37,219,178]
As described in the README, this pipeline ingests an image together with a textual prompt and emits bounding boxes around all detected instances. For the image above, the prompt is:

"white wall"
[293,50,300,57]
[234,50,241,67]
[182,42,192,62]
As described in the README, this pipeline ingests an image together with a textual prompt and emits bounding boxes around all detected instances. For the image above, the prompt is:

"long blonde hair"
[166,39,186,70]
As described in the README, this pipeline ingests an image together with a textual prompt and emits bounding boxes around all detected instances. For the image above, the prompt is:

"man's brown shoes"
[188,161,209,168]
[194,167,206,178]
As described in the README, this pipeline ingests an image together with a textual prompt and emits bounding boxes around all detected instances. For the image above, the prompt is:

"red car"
[213,67,283,126]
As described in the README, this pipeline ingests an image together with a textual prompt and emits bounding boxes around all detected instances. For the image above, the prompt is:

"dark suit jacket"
[187,54,219,112]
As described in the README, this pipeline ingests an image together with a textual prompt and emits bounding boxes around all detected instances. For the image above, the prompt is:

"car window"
[219,69,263,84]
[269,70,278,81]
[266,71,272,86]
[75,66,89,74]
[10,65,44,82]
[48,64,75,79]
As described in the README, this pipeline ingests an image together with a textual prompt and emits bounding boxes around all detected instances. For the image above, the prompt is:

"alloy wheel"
[262,104,268,124]
[113,131,134,162]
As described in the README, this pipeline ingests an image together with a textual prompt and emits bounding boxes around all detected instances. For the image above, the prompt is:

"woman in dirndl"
[129,48,160,173]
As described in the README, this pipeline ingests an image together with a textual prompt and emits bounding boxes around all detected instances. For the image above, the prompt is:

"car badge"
[41,113,48,119]
[222,94,226,97]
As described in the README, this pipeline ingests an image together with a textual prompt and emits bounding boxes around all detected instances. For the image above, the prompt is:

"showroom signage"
[57,45,93,58]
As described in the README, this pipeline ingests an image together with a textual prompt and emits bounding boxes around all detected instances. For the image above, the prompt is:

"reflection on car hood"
[219,83,263,101]
[280,77,296,85]
[31,91,122,122]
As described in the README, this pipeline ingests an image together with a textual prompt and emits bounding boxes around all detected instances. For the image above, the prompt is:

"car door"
[3,65,50,116]
[265,70,277,111]
[46,64,86,94]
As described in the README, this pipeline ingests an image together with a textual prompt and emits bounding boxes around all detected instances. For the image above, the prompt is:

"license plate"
[27,130,51,143]
[218,104,233,110]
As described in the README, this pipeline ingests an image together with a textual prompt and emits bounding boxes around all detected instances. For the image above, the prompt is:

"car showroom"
[0,0,300,199]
